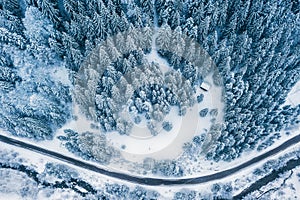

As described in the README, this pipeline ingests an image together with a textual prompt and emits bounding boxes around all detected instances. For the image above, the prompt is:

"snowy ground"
[0,62,226,178]
[5,57,300,179]
[105,71,224,164]
[1,122,299,200]
[0,142,104,200]
[106,107,184,160]
[180,124,300,178]
[99,7,226,168]
[285,80,300,107]
[1,53,299,181]
[177,79,300,177]
[231,142,300,196]
[264,165,300,200]
[107,9,225,163]
[0,141,196,199]
[0,109,299,199]
[1,3,300,182]
[145,50,170,75]
[1,76,297,179]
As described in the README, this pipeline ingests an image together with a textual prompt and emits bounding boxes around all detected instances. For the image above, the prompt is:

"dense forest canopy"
[0,0,299,163]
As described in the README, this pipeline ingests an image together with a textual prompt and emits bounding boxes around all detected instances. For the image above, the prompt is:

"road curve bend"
[0,134,300,186]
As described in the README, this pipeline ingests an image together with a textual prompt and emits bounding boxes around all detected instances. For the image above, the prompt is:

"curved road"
[0,134,300,186]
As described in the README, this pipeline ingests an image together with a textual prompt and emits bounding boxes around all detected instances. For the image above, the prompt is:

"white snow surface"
[105,8,225,163]
[285,80,300,107]
[105,71,224,163]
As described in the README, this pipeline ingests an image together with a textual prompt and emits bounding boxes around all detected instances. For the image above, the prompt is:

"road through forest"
[0,134,300,186]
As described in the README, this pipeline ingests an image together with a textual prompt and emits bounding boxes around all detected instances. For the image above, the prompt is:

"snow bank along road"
[0,134,300,186]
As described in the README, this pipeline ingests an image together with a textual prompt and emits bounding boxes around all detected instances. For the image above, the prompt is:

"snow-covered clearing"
[145,3,169,75]
[0,193,23,200]
[0,72,297,178]
[105,71,224,163]
[178,79,300,177]
[106,4,225,163]
[285,80,300,107]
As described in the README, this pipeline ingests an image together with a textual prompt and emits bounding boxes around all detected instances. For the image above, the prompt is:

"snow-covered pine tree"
[36,0,61,26]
